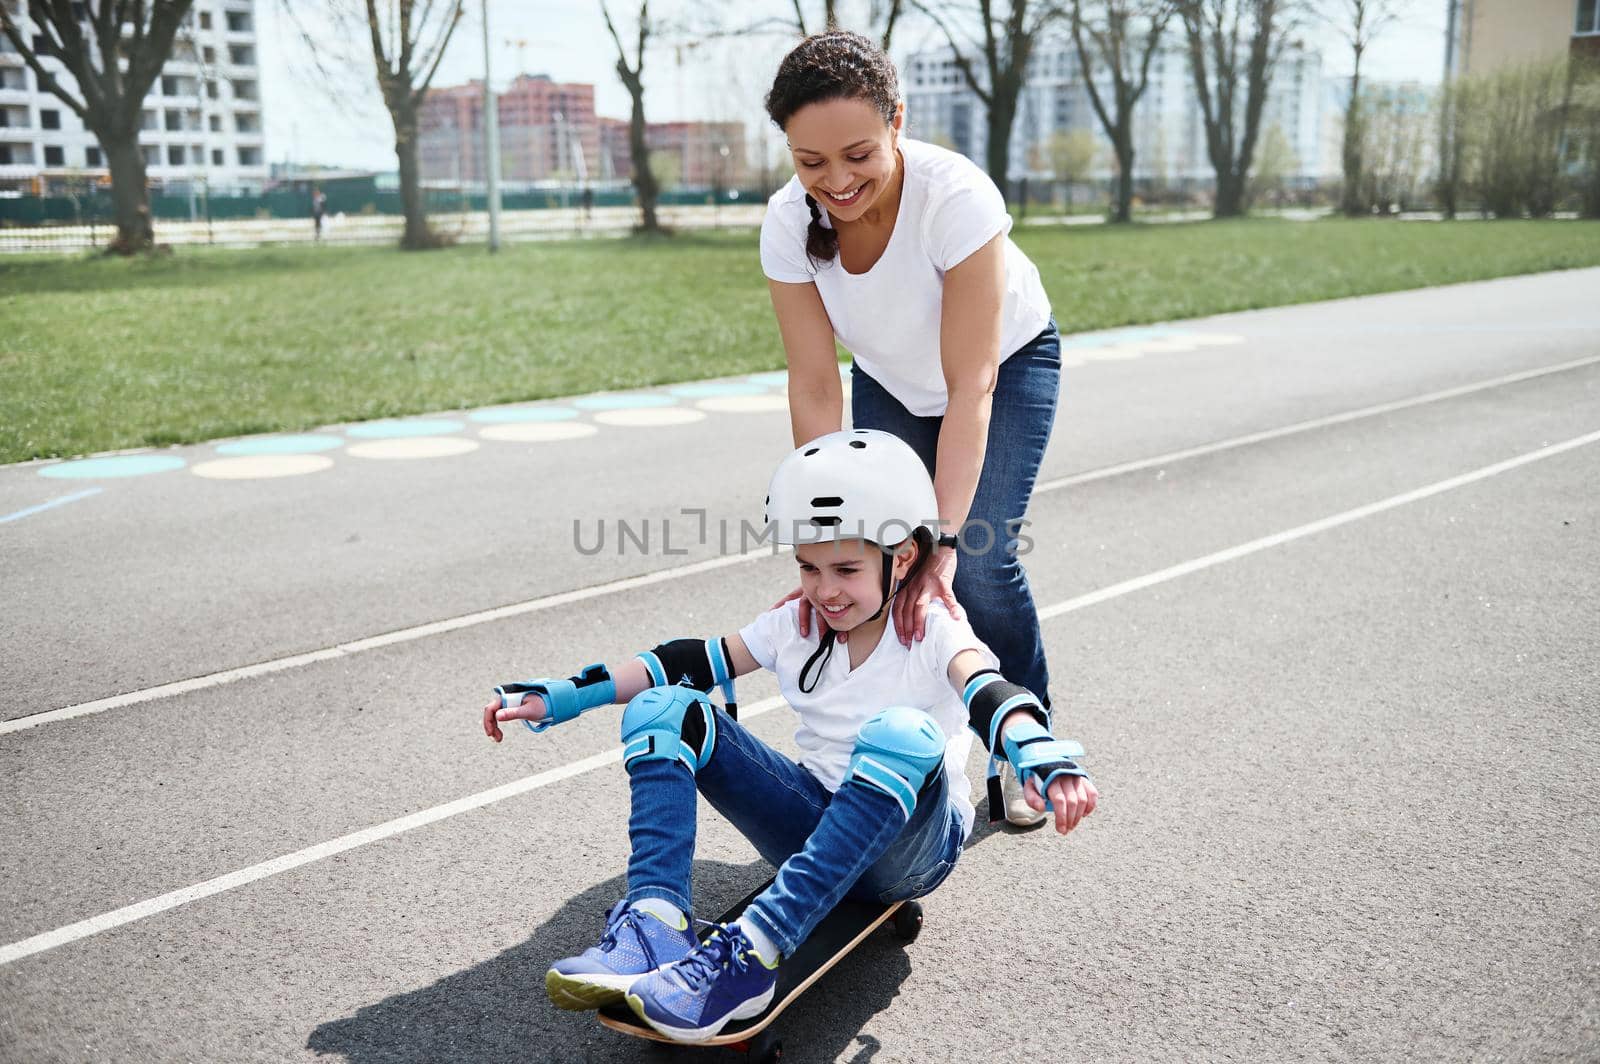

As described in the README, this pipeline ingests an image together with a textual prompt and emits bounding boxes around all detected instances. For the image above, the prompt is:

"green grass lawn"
[3,217,1598,464]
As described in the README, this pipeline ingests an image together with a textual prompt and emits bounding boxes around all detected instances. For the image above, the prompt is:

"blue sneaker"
[625,923,780,1042]
[545,900,697,1010]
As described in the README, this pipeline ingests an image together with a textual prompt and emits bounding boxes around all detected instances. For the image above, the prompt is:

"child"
[481,430,1097,1043]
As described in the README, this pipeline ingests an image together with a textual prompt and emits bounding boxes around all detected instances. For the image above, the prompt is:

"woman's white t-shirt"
[760,137,1052,417]
[737,599,998,839]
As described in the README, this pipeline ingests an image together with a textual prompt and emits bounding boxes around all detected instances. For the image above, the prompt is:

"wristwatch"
[937,532,960,551]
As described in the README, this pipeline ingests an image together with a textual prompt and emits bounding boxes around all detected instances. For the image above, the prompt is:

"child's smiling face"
[794,537,914,633]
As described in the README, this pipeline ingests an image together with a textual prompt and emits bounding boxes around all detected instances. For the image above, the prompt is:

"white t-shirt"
[737,598,998,839]
[760,137,1053,417]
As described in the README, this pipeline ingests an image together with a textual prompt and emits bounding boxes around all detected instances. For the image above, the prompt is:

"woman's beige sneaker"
[1000,760,1048,826]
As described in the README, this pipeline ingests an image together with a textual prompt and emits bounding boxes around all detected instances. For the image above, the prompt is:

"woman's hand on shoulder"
[893,546,961,646]
[771,586,848,643]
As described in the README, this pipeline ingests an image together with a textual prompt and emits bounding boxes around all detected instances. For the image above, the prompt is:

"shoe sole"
[624,984,776,1043]
[545,968,632,1011]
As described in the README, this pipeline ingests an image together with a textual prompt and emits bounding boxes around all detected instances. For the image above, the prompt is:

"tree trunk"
[986,95,1017,205]
[1341,64,1365,216]
[1113,134,1136,223]
[628,86,660,233]
[394,115,434,250]
[100,128,153,255]
[1215,169,1246,217]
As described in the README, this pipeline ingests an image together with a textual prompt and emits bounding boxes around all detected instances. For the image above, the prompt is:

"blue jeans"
[850,319,1062,707]
[624,707,965,957]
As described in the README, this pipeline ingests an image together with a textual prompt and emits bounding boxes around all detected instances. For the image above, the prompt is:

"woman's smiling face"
[784,96,903,220]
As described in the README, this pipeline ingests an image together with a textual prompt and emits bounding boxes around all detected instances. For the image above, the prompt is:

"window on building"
[212,148,224,165]
[199,11,212,30]
[40,108,60,129]
[86,145,101,166]
[44,144,64,166]
[161,75,176,95]
[235,112,258,133]
[226,10,252,33]
[0,145,12,165]
[0,67,26,90]
[168,144,185,165]
[237,145,261,166]
[228,44,255,66]
[1579,0,1600,34]
[209,114,221,132]
[143,145,159,165]
[232,79,257,101]
[165,108,182,131]
[206,79,219,100]
[203,45,216,64]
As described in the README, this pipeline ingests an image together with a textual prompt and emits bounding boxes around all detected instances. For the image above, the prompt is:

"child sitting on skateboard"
[480,430,1097,1043]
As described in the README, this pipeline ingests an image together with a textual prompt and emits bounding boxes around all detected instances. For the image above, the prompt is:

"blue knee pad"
[621,685,717,774]
[846,706,947,820]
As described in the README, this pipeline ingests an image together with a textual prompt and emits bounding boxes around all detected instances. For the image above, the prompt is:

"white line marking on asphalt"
[0,488,103,525]
[7,353,1599,737]
[1035,353,1600,493]
[4,427,1597,968]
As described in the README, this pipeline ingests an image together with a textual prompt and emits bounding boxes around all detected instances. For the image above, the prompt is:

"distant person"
[311,186,327,241]
[580,184,594,223]
[760,31,1061,825]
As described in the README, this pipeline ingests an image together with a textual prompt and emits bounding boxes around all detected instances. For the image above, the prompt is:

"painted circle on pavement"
[747,371,790,387]
[573,394,676,411]
[593,408,707,427]
[697,395,790,414]
[469,406,581,424]
[1136,337,1201,354]
[347,438,480,460]
[216,435,344,456]
[346,419,466,439]
[39,455,186,479]
[480,422,599,443]
[192,455,335,479]
[669,382,767,398]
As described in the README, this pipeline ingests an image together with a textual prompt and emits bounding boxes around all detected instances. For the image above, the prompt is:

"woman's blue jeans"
[850,319,1062,708]
[625,707,965,957]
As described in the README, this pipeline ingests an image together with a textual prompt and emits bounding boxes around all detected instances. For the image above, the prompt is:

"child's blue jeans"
[624,706,965,957]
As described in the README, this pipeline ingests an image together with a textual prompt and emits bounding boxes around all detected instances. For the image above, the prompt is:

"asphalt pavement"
[1,269,1597,1063]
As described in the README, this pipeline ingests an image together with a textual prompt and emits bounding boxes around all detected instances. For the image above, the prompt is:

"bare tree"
[1329,0,1401,215]
[1069,0,1175,222]
[786,0,908,48]
[361,0,465,249]
[285,1,464,249]
[601,0,664,234]
[1176,0,1297,217]
[916,0,1066,204]
[0,1,194,254]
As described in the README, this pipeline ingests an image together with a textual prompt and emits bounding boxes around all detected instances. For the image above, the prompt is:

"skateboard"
[596,877,925,1062]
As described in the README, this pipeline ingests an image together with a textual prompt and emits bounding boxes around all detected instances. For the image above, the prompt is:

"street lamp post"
[482,0,502,252]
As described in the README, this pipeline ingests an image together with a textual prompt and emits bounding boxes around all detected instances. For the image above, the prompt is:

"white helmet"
[765,429,939,547]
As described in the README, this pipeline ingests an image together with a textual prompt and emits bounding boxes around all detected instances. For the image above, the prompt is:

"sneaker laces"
[672,925,751,993]
[599,905,665,970]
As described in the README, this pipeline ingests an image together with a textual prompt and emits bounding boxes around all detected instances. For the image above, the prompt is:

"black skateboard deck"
[596,877,923,1055]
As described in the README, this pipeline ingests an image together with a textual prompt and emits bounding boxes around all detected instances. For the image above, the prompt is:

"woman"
[761,32,1062,824]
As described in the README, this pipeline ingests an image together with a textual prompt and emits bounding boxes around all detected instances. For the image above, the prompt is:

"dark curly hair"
[765,31,901,266]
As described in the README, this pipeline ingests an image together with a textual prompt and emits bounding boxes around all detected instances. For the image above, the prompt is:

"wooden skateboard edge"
[596,899,906,1047]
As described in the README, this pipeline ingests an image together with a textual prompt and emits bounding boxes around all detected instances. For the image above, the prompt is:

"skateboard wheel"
[890,902,923,943]
[747,1029,783,1061]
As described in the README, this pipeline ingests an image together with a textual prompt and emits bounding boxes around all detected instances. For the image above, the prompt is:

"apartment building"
[1447,0,1600,78]
[0,1,267,194]
[905,36,1328,187]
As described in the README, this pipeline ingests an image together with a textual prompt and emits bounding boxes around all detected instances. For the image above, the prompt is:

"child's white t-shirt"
[760,137,1052,418]
[737,599,997,839]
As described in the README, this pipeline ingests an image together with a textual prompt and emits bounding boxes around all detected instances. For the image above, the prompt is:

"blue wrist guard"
[1000,717,1088,812]
[493,663,616,734]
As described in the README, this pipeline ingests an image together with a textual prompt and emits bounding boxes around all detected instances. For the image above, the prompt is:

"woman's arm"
[769,278,845,446]
[932,233,1006,539]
